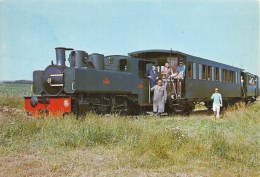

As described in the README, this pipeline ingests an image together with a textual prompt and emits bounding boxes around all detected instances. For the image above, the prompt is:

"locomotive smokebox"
[55,47,66,66]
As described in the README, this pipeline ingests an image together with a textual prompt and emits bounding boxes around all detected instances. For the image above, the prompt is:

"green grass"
[0,83,32,110]
[0,83,32,97]
[0,84,259,176]
[0,103,260,176]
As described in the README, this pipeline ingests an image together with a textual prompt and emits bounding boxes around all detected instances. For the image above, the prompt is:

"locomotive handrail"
[50,84,64,87]
[149,84,151,103]
[50,74,63,77]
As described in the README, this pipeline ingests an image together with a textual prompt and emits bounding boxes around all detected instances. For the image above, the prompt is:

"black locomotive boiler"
[25,47,260,117]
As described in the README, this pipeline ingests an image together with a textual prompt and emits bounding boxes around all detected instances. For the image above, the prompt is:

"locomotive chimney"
[55,47,66,66]
[55,47,73,67]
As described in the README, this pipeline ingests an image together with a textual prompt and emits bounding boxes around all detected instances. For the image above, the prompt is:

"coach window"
[207,66,212,81]
[227,70,230,82]
[219,68,222,81]
[202,65,207,80]
[222,69,225,82]
[230,71,234,83]
[228,71,230,82]
[120,59,128,71]
[215,67,219,81]
[226,70,229,82]
[193,63,197,79]
[248,75,256,85]
[199,64,202,80]
[224,70,227,82]
[187,62,192,79]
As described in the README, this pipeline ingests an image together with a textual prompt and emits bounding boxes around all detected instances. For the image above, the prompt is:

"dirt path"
[0,106,27,123]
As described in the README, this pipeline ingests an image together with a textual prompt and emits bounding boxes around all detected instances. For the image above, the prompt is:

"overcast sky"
[0,0,259,80]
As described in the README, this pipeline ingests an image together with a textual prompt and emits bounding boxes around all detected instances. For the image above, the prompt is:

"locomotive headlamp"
[30,97,50,107]
[30,96,38,107]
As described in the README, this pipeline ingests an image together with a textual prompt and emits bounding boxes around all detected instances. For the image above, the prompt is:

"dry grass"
[0,101,260,176]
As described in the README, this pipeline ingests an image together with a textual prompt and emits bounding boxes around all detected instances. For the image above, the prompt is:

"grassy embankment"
[0,83,259,176]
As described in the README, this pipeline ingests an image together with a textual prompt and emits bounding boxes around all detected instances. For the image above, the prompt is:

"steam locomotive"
[24,47,260,117]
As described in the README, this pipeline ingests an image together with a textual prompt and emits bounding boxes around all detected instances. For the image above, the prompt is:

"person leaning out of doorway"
[162,62,172,87]
[145,64,158,88]
[170,61,186,98]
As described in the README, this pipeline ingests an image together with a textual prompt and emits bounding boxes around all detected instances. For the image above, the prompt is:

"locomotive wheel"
[110,95,137,115]
[95,105,110,115]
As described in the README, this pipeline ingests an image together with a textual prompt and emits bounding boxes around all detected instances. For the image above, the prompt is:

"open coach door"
[137,60,155,105]
[129,49,186,98]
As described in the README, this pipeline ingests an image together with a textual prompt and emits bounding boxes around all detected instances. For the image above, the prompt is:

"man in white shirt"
[211,88,223,118]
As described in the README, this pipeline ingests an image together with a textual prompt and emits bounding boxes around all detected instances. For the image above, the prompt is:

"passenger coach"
[130,49,259,112]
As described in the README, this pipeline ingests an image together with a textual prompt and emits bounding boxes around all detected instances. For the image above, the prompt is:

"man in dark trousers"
[145,64,158,88]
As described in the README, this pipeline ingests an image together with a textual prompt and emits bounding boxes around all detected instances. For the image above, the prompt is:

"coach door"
[244,72,257,97]
[138,60,155,105]
[146,63,155,103]
[241,72,247,97]
[167,57,186,97]
[168,57,178,73]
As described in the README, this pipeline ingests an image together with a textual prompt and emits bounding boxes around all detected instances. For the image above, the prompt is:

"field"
[0,83,259,177]
[0,83,32,110]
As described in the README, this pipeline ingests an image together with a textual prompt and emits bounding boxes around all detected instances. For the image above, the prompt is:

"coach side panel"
[184,58,241,100]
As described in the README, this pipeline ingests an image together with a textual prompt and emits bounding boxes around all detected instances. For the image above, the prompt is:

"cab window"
[120,59,128,71]
[138,60,154,78]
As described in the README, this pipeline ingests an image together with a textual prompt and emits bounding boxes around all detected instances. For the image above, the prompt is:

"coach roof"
[129,49,184,58]
[128,49,242,71]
